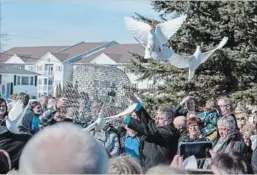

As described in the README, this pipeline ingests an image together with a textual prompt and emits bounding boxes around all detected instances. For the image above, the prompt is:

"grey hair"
[146,165,188,174]
[108,155,143,174]
[217,96,232,105]
[157,105,175,122]
[19,123,108,174]
[217,115,237,132]
[217,96,233,110]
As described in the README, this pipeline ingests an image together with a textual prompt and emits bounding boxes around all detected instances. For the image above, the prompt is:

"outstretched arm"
[134,102,154,124]
[124,115,173,144]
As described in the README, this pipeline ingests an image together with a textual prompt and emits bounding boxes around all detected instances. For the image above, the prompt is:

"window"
[30,77,34,85]
[147,84,155,89]
[132,83,138,89]
[17,76,21,85]
[48,79,53,85]
[29,66,33,71]
[58,66,62,71]
[21,76,29,85]
[0,74,2,84]
[44,78,47,85]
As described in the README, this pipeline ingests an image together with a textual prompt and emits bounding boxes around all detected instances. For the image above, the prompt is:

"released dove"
[169,37,228,81]
[124,15,187,60]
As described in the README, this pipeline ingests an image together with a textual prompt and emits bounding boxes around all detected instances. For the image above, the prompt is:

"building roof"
[0,42,108,63]
[0,64,38,75]
[56,42,107,61]
[75,44,144,64]
[0,45,69,63]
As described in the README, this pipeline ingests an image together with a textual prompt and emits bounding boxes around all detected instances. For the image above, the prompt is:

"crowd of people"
[0,92,256,174]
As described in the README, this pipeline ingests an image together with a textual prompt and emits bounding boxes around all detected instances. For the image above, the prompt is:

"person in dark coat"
[19,101,42,135]
[252,144,257,173]
[0,127,31,170]
[0,98,8,127]
[121,102,180,171]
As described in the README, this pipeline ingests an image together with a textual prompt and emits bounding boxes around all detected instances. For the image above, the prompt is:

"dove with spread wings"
[124,15,187,60]
[169,37,228,81]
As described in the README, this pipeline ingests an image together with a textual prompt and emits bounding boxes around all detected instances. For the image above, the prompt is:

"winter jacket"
[213,132,245,153]
[0,129,31,170]
[203,131,246,169]
[178,130,187,144]
[19,110,40,135]
[124,104,180,171]
[197,110,219,137]
[174,104,187,117]
[252,148,257,173]
[39,109,56,129]
[119,127,141,159]
[251,135,257,173]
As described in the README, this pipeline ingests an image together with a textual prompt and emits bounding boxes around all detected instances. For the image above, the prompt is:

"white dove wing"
[168,53,193,68]
[155,15,187,45]
[156,46,175,61]
[124,17,151,47]
[200,37,228,64]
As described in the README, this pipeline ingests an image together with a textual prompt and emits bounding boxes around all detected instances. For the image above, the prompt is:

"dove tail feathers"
[216,37,228,50]
[188,69,195,81]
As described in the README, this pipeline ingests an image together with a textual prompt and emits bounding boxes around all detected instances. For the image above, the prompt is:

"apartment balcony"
[38,85,53,92]
[43,71,53,77]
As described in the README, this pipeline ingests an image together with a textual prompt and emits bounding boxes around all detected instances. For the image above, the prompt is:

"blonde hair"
[108,155,143,174]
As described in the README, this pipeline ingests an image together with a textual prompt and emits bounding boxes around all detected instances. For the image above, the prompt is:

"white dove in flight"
[124,15,187,60]
[169,37,228,81]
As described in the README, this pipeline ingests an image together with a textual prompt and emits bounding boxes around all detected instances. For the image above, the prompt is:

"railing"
[38,85,53,92]
[43,71,53,77]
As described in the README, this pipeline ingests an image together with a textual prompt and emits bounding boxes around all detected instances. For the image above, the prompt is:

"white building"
[0,41,155,97]
[0,64,38,98]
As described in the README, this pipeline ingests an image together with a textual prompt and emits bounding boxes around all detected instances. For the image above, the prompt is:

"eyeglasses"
[0,105,6,109]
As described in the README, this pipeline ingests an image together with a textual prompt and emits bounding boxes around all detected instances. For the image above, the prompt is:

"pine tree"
[129,1,257,113]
